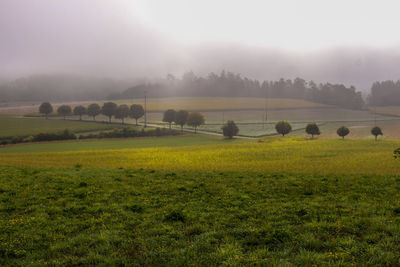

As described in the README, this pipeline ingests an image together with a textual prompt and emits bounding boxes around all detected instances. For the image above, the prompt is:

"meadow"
[0,116,122,138]
[0,134,251,154]
[1,160,400,265]
[2,98,400,265]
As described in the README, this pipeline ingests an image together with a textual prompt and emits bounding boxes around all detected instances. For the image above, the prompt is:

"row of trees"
[275,121,383,140]
[39,102,145,124]
[162,109,205,133]
[111,71,365,109]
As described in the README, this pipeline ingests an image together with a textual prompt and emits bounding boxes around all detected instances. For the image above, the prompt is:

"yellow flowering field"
[1,137,399,175]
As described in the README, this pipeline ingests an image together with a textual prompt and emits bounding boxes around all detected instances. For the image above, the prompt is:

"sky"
[1,0,400,90]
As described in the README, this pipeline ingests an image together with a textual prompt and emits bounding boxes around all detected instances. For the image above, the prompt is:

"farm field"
[0,116,122,138]
[1,137,400,175]
[0,134,251,154]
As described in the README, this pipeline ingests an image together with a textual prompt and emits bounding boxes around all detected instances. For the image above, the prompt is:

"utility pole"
[144,91,147,128]
[263,84,268,129]
[222,111,225,125]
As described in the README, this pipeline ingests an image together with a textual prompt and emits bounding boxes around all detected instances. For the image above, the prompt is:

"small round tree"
[102,102,117,123]
[130,104,144,126]
[187,112,205,133]
[87,103,101,121]
[371,126,383,141]
[57,105,72,120]
[222,120,239,139]
[39,102,53,119]
[163,109,176,129]
[115,104,130,124]
[73,105,86,120]
[275,120,292,136]
[394,148,400,158]
[305,123,320,138]
[174,110,189,132]
[337,126,350,139]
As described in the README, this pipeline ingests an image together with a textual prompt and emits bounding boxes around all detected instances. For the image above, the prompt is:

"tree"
[102,102,117,123]
[222,120,239,139]
[87,103,101,121]
[394,148,400,158]
[163,109,176,129]
[39,102,53,119]
[115,104,130,124]
[275,120,292,136]
[174,110,189,132]
[130,104,144,126]
[187,112,205,133]
[73,105,86,120]
[57,105,72,120]
[337,126,350,139]
[305,123,320,138]
[371,126,383,141]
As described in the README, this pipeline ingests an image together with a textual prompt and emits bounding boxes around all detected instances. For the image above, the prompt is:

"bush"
[78,127,180,139]
[33,129,76,142]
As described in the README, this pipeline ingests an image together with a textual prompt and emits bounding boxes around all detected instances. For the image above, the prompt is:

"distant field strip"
[0,97,328,115]
[116,97,328,111]
[1,138,399,175]
[374,106,400,117]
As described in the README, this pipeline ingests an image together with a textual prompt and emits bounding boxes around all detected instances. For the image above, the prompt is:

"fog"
[1,0,400,91]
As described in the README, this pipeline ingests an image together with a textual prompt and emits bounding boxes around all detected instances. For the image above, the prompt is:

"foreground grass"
[0,166,399,266]
[0,134,251,154]
[0,116,121,138]
[1,138,399,175]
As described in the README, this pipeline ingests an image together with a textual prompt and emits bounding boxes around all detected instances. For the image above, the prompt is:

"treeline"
[368,80,400,106]
[109,71,365,110]
[39,102,145,124]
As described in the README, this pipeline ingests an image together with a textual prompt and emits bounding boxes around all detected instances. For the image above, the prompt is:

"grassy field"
[0,116,122,138]
[0,134,251,154]
[1,137,399,175]
[1,165,400,265]
[2,98,400,265]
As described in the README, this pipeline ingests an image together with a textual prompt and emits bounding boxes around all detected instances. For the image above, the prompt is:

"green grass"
[1,166,400,266]
[0,116,122,138]
[0,134,251,154]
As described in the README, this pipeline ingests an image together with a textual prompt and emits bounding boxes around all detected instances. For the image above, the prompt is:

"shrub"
[33,129,76,142]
